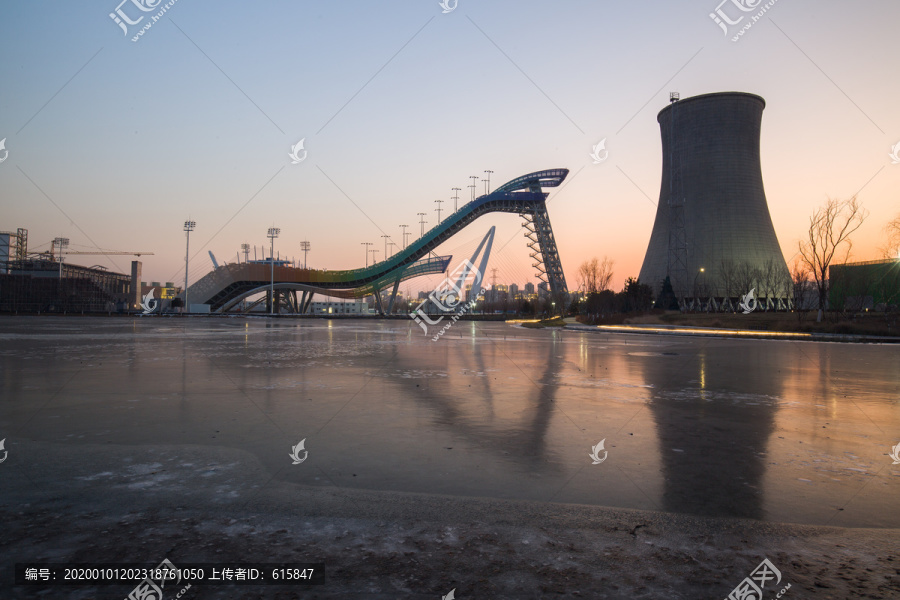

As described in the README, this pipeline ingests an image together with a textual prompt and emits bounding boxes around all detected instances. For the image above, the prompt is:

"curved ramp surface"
[184,169,569,313]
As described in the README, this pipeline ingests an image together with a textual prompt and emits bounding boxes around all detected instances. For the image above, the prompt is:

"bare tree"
[798,196,868,322]
[597,256,614,292]
[577,259,597,294]
[758,258,787,309]
[879,212,900,259]
[790,258,811,318]
[718,259,738,305]
[577,256,615,294]
[733,261,760,301]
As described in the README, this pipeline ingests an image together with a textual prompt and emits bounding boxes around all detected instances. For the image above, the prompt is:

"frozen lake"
[2,316,898,528]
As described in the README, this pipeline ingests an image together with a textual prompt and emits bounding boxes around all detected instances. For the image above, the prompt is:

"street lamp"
[381,234,391,258]
[241,243,250,263]
[693,267,705,305]
[268,227,280,315]
[451,187,461,212]
[399,225,409,249]
[183,220,196,313]
[434,199,444,224]
[469,175,479,201]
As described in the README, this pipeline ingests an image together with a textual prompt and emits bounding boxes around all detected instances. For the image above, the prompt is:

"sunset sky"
[1,0,898,295]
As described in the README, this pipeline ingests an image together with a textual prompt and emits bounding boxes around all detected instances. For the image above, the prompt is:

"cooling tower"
[638,91,791,304]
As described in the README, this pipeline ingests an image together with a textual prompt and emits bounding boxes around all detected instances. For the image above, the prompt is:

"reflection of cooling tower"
[639,92,790,301]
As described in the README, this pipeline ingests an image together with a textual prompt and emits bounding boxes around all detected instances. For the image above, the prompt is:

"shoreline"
[4,478,897,599]
[3,442,897,599]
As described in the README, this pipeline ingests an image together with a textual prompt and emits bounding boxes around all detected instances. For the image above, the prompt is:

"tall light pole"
[381,234,390,259]
[469,175,480,201]
[361,242,372,267]
[388,241,396,257]
[434,199,444,224]
[417,213,427,237]
[693,267,705,302]
[399,225,409,249]
[53,237,69,278]
[241,243,250,263]
[183,220,196,313]
[451,187,461,212]
[268,227,280,315]
[484,170,493,194]
[369,249,379,265]
[299,241,311,269]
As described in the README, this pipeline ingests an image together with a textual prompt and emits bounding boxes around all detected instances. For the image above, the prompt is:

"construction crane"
[62,250,154,257]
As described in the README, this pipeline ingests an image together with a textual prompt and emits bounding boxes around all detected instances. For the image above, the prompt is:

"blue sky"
[1,0,898,292]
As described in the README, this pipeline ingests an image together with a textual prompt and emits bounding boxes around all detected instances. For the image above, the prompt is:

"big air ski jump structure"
[182,170,570,314]
[638,92,792,311]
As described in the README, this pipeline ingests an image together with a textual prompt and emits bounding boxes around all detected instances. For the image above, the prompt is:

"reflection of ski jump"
[183,169,570,314]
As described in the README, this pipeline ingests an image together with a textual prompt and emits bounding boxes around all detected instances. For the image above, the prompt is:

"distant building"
[1,259,133,313]
[829,258,900,311]
[310,300,368,315]
[509,283,519,299]
[524,282,535,296]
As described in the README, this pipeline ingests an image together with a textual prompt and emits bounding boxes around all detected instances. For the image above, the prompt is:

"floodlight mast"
[267,227,280,315]
[484,170,493,194]
[417,213,427,237]
[183,221,196,313]
[399,225,409,249]
[361,242,372,267]
[53,237,69,278]
[299,241,311,269]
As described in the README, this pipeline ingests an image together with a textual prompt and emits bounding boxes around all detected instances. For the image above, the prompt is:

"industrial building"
[638,92,792,310]
[0,228,142,313]
[829,258,900,311]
